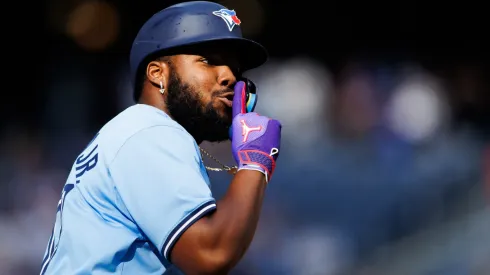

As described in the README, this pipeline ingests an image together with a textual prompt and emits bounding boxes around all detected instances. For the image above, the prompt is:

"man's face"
[164,49,241,143]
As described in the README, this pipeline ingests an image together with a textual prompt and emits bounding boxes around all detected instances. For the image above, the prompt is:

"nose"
[217,65,237,88]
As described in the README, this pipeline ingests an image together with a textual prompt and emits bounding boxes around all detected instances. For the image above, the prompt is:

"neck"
[138,91,172,117]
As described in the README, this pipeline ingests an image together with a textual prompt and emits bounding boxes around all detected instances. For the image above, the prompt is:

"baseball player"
[40,1,281,274]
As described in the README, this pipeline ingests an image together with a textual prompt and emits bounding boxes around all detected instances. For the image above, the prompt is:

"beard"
[165,70,232,144]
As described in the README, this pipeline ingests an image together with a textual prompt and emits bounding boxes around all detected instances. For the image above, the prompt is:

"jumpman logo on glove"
[240,120,262,142]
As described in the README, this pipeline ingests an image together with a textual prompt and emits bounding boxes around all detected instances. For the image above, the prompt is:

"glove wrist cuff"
[237,150,276,182]
[237,165,269,182]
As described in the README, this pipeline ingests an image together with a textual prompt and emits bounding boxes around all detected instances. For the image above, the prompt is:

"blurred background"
[1,0,489,274]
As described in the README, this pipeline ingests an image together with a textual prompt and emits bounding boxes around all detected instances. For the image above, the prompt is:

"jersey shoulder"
[95,104,194,164]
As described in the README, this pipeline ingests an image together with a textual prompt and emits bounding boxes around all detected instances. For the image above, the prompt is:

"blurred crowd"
[1,54,489,274]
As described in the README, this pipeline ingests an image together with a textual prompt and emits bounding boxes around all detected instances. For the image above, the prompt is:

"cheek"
[190,75,215,102]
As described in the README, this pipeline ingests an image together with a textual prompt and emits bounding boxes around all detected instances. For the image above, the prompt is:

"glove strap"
[237,150,276,182]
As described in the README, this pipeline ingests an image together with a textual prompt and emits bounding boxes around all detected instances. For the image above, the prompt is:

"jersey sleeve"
[108,125,216,262]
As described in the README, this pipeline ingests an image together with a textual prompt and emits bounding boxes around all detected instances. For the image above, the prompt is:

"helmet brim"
[148,37,269,73]
[194,37,269,72]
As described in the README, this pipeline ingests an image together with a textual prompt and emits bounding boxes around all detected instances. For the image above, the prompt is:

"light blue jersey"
[40,104,216,274]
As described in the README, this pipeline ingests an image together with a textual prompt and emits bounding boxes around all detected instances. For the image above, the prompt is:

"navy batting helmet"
[129,1,268,100]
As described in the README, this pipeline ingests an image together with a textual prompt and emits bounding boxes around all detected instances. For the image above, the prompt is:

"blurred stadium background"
[1,0,489,274]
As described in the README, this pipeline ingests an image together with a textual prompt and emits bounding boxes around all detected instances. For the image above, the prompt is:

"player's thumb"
[232,80,246,118]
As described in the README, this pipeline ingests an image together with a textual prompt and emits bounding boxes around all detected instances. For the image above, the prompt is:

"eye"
[200,58,209,64]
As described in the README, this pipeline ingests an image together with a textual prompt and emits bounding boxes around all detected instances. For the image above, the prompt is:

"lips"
[218,97,233,108]
[218,93,234,108]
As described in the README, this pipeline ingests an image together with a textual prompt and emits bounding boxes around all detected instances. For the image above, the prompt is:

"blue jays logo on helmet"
[212,8,242,31]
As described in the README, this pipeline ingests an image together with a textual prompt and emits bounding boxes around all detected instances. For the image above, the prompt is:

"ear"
[146,60,170,90]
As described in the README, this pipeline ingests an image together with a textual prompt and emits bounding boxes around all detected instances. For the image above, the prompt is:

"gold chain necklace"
[199,147,238,175]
